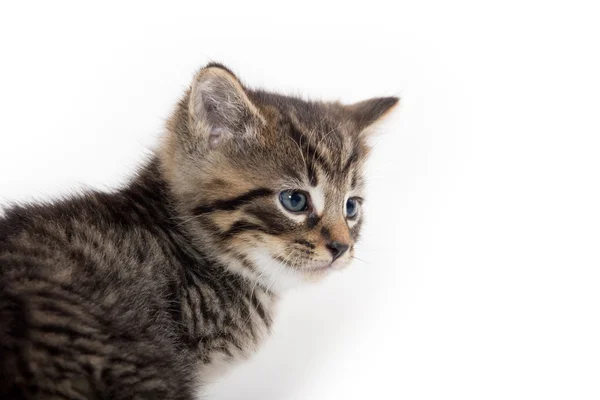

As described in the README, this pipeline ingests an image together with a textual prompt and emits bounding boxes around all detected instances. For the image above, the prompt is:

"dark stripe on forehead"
[343,149,359,172]
[351,172,358,189]
[286,121,319,185]
[285,120,341,185]
[193,188,273,216]
[307,160,318,186]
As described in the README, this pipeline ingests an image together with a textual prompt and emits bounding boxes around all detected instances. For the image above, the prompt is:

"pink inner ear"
[208,127,226,149]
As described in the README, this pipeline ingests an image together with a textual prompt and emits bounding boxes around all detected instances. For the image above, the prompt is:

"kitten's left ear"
[346,96,400,136]
[189,64,264,149]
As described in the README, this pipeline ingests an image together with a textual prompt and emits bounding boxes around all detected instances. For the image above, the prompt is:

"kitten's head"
[161,64,398,291]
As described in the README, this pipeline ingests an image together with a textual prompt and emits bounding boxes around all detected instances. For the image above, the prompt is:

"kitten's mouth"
[271,254,348,278]
[305,262,333,271]
[302,259,348,274]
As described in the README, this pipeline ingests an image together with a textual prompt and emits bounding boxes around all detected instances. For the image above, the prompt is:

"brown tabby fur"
[0,63,398,399]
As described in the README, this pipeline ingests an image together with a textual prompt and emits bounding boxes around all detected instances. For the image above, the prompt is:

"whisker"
[351,255,369,264]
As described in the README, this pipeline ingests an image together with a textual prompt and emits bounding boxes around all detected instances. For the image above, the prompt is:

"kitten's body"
[0,160,272,399]
[0,64,397,399]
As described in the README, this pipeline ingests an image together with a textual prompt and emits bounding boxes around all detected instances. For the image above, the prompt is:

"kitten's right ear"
[189,64,263,149]
[346,96,400,138]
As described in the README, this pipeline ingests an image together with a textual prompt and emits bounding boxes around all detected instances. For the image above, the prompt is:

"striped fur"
[0,63,398,399]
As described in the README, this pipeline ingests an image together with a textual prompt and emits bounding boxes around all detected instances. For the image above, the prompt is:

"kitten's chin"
[245,249,343,292]
[300,259,350,281]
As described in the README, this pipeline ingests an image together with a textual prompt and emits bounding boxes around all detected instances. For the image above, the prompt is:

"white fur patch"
[247,248,305,292]
[308,185,326,215]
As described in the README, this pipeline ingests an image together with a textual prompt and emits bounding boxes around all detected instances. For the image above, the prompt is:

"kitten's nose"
[326,241,349,261]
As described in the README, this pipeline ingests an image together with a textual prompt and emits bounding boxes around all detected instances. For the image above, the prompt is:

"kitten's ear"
[346,96,400,136]
[189,64,263,148]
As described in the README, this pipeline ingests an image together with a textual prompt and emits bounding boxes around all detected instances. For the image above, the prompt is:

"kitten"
[0,63,398,399]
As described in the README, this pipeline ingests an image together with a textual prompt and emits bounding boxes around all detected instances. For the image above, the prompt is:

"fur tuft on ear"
[189,64,263,149]
[347,96,400,135]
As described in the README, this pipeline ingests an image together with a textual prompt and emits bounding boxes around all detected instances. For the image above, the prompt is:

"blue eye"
[346,198,359,218]
[279,190,309,212]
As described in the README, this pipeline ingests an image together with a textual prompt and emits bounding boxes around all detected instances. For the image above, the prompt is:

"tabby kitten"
[0,63,398,399]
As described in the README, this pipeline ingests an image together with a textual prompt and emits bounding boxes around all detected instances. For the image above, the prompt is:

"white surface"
[1,1,599,399]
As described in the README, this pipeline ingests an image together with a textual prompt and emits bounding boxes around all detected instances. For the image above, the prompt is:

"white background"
[1,1,599,399]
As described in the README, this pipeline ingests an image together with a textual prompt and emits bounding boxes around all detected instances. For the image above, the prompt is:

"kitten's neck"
[127,157,277,294]
[140,157,289,296]
[124,157,214,267]
[124,159,277,364]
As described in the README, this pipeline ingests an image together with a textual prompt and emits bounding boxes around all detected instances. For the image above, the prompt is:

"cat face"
[161,64,398,291]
